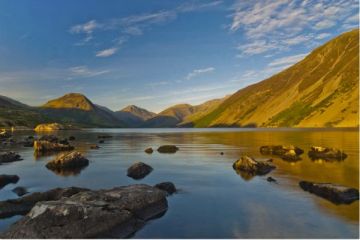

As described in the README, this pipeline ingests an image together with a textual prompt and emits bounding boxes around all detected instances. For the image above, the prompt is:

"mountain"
[115,105,156,127]
[143,97,226,127]
[40,93,125,127]
[193,29,359,128]
[0,96,50,128]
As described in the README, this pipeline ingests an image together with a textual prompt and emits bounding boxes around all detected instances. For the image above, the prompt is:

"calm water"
[0,128,358,238]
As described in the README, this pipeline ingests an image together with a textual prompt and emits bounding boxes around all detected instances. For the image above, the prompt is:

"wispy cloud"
[68,66,110,77]
[315,32,331,40]
[70,1,223,57]
[186,67,215,80]
[95,47,118,57]
[268,53,307,67]
[231,0,357,56]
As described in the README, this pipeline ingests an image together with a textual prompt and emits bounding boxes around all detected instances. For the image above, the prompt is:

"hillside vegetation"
[193,29,359,128]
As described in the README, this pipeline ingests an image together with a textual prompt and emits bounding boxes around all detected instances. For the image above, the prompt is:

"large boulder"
[299,181,359,204]
[157,145,179,153]
[0,174,19,189]
[308,146,347,160]
[33,140,74,153]
[127,162,153,180]
[1,184,169,238]
[0,187,89,218]
[12,186,28,197]
[46,152,89,171]
[34,123,65,132]
[0,152,22,164]
[232,155,275,176]
[260,145,303,161]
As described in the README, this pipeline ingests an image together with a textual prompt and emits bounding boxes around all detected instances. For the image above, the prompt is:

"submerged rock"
[157,145,179,153]
[308,146,347,160]
[90,144,100,149]
[0,152,22,164]
[299,181,359,204]
[0,175,19,189]
[34,123,65,132]
[260,145,303,161]
[267,176,277,183]
[232,155,275,176]
[1,184,169,238]
[12,186,28,197]
[46,151,89,171]
[0,187,89,218]
[127,162,153,180]
[154,182,176,195]
[98,135,113,139]
[33,140,74,153]
[144,147,153,154]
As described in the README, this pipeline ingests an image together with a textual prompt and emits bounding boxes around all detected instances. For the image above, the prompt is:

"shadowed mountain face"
[40,93,125,128]
[194,29,359,128]
[0,96,50,128]
[115,105,156,127]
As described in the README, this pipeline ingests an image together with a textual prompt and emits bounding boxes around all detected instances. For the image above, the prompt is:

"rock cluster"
[34,123,65,132]
[308,146,347,160]
[33,140,74,153]
[260,145,303,161]
[46,151,89,171]
[0,152,22,164]
[0,184,171,238]
[232,155,275,176]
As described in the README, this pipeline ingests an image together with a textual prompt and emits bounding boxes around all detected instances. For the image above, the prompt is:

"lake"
[0,128,358,238]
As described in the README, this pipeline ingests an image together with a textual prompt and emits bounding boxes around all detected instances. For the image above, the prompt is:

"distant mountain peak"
[117,105,156,122]
[42,93,95,111]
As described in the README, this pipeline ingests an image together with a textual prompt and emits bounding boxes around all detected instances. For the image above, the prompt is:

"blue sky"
[0,0,358,112]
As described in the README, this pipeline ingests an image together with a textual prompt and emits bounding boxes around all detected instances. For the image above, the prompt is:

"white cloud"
[95,47,118,57]
[68,66,110,77]
[70,20,100,34]
[237,40,284,56]
[313,19,336,30]
[268,53,307,67]
[282,34,312,46]
[186,67,215,80]
[315,33,331,40]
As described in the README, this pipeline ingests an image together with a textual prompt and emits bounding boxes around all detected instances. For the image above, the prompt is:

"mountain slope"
[40,93,125,127]
[143,97,227,127]
[115,105,156,127]
[0,96,50,128]
[194,29,359,128]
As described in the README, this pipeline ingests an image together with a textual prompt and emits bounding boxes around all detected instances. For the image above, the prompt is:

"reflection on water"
[0,128,358,238]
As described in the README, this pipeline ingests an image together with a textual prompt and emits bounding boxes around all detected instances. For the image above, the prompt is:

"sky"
[0,0,358,113]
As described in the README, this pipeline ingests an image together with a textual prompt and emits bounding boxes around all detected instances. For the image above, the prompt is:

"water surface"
[0,128,358,238]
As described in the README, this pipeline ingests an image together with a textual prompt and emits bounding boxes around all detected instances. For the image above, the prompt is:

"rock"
[39,135,59,143]
[308,146,347,160]
[69,136,76,141]
[220,152,224,155]
[33,140,74,153]
[144,147,153,154]
[299,181,359,204]
[260,145,303,161]
[98,135,113,139]
[0,187,88,218]
[46,151,89,171]
[0,152,22,164]
[1,184,169,238]
[232,155,275,176]
[267,177,277,183]
[0,175,19,189]
[23,140,34,147]
[0,130,11,139]
[34,123,65,132]
[154,182,176,195]
[90,144,100,149]
[157,145,179,153]
[99,140,105,144]
[127,162,153,180]
[12,187,28,197]
[59,138,69,145]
